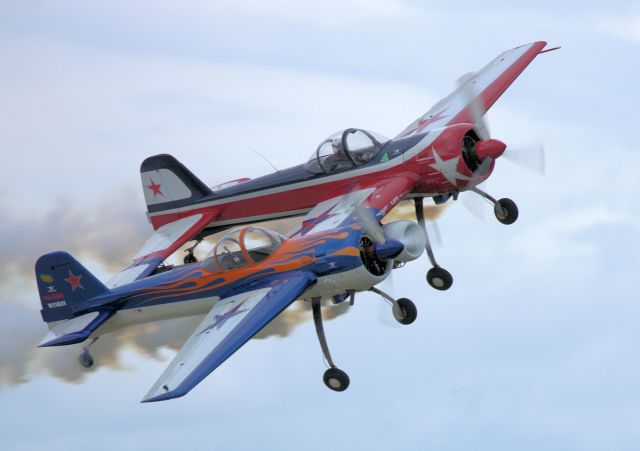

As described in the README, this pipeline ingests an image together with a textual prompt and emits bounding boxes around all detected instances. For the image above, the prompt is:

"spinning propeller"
[457,74,546,176]
[456,74,546,225]
[351,201,418,326]
[353,200,386,245]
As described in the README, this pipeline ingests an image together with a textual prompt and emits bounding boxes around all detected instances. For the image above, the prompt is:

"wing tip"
[141,389,187,403]
[537,41,549,50]
[513,41,547,53]
[38,332,86,347]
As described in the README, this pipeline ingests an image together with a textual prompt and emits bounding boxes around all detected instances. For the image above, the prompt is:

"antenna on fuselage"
[249,146,280,173]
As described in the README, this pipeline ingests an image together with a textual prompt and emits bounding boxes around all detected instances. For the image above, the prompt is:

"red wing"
[396,41,548,139]
[359,175,418,215]
[288,175,417,237]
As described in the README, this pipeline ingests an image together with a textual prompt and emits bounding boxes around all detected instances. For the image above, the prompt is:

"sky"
[1,1,640,450]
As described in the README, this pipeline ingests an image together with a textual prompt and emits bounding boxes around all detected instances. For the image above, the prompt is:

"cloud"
[0,37,434,210]
[207,0,419,25]
[508,204,629,262]
[599,15,640,43]
[0,301,44,385]
[0,187,149,282]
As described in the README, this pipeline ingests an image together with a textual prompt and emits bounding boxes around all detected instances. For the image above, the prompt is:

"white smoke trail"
[382,199,449,223]
[0,187,150,281]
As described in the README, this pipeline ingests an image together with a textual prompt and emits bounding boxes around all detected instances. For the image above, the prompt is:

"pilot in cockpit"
[331,138,349,161]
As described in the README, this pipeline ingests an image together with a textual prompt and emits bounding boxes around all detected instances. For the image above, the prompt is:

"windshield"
[204,226,286,272]
[305,128,389,174]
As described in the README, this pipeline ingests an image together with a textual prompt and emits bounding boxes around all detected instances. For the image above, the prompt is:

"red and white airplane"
[118,41,556,294]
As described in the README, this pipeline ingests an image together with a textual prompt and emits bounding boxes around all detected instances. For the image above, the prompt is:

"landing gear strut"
[311,298,350,392]
[469,187,519,225]
[369,286,417,325]
[415,197,453,290]
[79,337,98,368]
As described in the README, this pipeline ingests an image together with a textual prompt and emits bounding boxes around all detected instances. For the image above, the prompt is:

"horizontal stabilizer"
[39,310,114,347]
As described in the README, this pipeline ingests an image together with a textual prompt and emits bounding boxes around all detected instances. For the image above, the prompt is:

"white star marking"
[429,147,472,187]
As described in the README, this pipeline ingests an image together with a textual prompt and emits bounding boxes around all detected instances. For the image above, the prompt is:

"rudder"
[140,154,213,221]
[35,252,110,323]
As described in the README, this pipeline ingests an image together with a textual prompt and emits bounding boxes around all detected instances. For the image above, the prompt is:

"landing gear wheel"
[494,198,518,225]
[183,253,198,264]
[79,351,94,368]
[427,266,453,291]
[393,298,417,325]
[323,368,350,392]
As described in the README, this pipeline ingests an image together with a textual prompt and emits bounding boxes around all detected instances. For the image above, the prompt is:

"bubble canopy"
[204,226,286,272]
[305,128,389,174]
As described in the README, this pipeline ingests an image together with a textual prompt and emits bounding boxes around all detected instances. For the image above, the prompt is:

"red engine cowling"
[413,124,506,192]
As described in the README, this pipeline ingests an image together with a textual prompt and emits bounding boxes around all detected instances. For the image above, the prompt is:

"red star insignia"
[64,271,84,291]
[402,108,449,137]
[146,179,163,197]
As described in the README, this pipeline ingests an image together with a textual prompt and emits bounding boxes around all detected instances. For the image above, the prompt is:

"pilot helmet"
[331,138,347,158]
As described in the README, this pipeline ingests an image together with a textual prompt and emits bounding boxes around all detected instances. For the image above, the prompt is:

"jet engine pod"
[382,220,426,262]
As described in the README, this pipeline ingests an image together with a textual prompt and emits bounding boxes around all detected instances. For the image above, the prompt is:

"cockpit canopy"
[305,128,389,174]
[203,226,286,272]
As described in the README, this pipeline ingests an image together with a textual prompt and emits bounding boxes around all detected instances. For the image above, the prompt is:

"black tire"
[183,253,198,264]
[426,266,453,290]
[393,298,417,325]
[79,352,94,368]
[494,198,518,225]
[323,368,350,392]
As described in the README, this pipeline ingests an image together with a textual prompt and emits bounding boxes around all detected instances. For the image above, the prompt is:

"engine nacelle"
[383,220,426,262]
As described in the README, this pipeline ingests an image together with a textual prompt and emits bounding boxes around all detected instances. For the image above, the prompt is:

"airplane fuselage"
[93,224,389,337]
[146,124,491,235]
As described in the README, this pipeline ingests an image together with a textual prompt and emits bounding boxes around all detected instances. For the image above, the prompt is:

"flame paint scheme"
[36,189,407,401]
[34,41,554,401]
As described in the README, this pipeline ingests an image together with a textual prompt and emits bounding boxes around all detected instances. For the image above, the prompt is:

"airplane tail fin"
[35,252,110,323]
[140,154,213,226]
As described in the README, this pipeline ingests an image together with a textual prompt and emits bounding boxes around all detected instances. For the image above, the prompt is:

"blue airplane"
[35,190,426,401]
